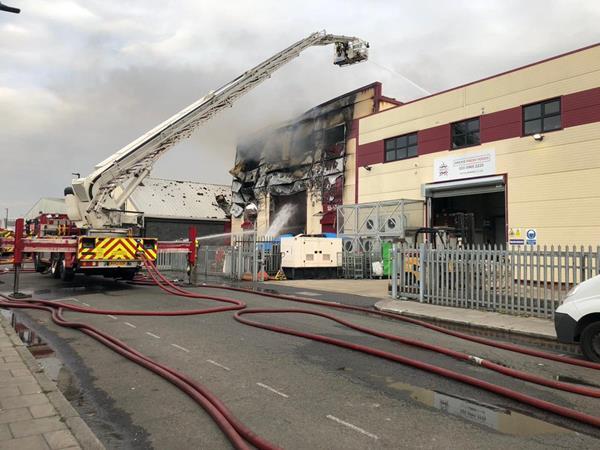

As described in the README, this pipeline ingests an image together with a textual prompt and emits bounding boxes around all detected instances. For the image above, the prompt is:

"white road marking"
[171,343,190,353]
[256,382,288,398]
[107,315,117,320]
[146,332,161,339]
[71,298,80,303]
[326,415,379,440]
[206,359,231,371]
[81,302,90,307]
[124,322,136,328]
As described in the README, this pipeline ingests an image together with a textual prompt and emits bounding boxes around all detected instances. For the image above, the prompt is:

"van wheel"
[580,321,600,363]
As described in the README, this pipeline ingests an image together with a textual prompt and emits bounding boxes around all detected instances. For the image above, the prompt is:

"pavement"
[0,314,104,450]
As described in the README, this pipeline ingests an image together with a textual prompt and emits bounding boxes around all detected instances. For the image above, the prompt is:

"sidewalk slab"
[375,298,556,339]
[0,315,105,450]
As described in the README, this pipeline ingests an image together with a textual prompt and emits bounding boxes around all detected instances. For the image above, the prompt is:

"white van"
[554,274,600,362]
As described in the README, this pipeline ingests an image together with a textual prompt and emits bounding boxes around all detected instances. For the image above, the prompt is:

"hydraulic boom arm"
[67,31,368,230]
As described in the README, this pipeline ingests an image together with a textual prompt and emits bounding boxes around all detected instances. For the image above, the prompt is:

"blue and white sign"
[526,228,537,245]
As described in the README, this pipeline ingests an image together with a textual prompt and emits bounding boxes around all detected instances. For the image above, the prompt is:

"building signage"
[508,227,537,246]
[433,149,496,182]
[525,228,537,245]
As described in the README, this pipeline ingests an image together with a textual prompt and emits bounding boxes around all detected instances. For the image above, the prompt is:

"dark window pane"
[467,131,480,145]
[524,104,541,120]
[408,133,417,145]
[385,139,395,151]
[386,150,396,161]
[325,124,345,146]
[543,115,561,131]
[524,119,542,135]
[452,134,466,149]
[453,122,466,134]
[397,148,408,160]
[407,145,418,157]
[544,100,560,115]
[468,119,480,131]
[396,135,407,147]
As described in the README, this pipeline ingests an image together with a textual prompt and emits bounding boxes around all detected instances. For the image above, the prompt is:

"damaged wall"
[230,82,392,235]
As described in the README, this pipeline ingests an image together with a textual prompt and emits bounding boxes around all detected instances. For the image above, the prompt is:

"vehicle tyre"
[50,257,62,279]
[60,259,75,282]
[33,254,46,273]
[580,321,600,363]
[120,269,136,281]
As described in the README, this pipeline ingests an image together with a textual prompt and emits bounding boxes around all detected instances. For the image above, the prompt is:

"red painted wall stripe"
[563,87,600,128]
[418,124,450,155]
[480,107,521,143]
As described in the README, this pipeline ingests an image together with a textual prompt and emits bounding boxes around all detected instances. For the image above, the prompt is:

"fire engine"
[18,31,369,281]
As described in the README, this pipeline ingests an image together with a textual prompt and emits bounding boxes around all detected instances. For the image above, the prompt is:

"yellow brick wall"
[357,122,600,246]
[359,45,600,145]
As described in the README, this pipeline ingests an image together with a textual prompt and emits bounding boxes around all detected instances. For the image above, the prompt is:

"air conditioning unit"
[383,214,407,234]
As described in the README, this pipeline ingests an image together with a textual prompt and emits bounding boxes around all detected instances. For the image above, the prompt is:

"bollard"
[391,244,398,299]
[419,243,426,303]
[9,218,30,299]
[187,226,197,285]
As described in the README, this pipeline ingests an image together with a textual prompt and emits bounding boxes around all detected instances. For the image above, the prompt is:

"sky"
[1,0,599,217]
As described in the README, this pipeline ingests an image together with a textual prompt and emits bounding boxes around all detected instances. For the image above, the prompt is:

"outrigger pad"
[7,292,32,299]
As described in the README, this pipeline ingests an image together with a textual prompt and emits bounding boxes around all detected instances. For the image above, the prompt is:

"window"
[451,118,480,149]
[384,133,418,162]
[523,98,561,135]
[324,124,346,146]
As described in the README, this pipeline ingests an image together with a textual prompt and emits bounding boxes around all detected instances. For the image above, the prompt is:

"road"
[2,272,600,449]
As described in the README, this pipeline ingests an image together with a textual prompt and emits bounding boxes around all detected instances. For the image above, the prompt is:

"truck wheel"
[33,254,46,273]
[120,269,136,281]
[580,321,600,363]
[50,258,62,279]
[60,259,75,282]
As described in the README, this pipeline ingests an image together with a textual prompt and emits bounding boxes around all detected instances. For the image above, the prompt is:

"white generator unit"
[281,235,342,279]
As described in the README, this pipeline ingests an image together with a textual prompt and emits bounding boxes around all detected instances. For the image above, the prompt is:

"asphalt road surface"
[2,272,600,449]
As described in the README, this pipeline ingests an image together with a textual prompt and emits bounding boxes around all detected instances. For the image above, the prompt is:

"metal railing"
[391,244,600,319]
[156,251,188,274]
[193,236,282,282]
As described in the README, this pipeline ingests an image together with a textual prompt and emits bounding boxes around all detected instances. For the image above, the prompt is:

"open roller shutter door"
[423,175,505,199]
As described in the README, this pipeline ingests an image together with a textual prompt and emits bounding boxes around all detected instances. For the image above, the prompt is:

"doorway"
[269,191,307,236]
[425,176,506,246]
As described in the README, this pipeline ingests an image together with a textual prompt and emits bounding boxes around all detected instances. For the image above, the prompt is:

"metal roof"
[24,197,67,220]
[128,178,231,221]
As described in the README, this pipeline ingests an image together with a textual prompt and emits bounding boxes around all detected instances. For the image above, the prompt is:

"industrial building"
[26,178,231,241]
[230,82,401,235]
[125,178,231,241]
[234,43,600,247]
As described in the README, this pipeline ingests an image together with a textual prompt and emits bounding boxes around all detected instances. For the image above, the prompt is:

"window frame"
[451,117,480,150]
[383,132,418,163]
[522,97,562,136]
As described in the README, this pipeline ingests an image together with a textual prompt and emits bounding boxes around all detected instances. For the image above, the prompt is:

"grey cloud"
[1,0,599,216]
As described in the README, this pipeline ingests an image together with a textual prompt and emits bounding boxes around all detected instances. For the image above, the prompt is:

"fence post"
[391,244,398,299]
[9,218,30,299]
[419,243,425,303]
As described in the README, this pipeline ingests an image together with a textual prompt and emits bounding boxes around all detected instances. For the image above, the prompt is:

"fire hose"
[1,260,599,449]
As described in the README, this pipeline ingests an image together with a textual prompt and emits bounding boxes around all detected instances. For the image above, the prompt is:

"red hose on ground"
[2,261,599,447]
[197,282,600,371]
[0,296,280,450]
[233,308,600,428]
